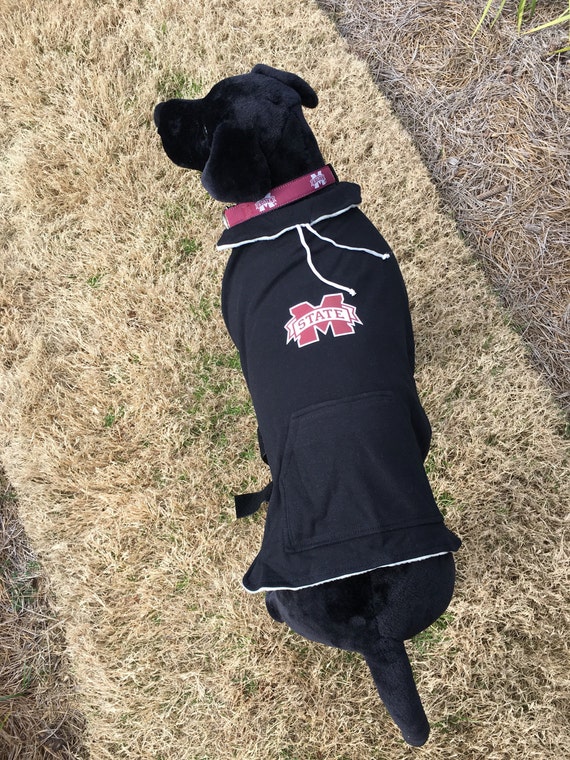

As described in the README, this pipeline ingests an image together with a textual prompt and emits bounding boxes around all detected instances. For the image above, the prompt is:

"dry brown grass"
[0,0,569,758]
[318,0,570,412]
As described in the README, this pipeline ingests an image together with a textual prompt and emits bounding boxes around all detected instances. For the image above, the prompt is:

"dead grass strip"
[1,471,88,759]
[317,0,570,412]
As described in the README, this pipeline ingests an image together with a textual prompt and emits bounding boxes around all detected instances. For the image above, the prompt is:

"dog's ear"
[201,122,272,203]
[250,64,318,108]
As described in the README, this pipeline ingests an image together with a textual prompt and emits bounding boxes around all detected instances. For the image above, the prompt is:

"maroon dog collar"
[223,165,337,229]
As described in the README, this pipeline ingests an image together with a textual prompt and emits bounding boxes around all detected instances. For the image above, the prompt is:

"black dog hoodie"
[218,172,461,593]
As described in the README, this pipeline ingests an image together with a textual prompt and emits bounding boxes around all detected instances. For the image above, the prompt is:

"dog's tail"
[363,640,430,747]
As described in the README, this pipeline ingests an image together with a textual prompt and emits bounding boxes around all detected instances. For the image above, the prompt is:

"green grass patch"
[473,1,570,53]
[103,405,125,428]
[159,203,204,270]
[179,237,201,258]
[424,449,450,477]
[437,490,461,517]
[6,561,42,612]
[87,272,105,288]
[180,349,252,453]
[189,296,217,324]
[157,71,203,99]
[412,612,454,654]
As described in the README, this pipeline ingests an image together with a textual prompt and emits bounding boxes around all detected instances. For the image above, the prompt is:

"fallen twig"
[477,184,509,201]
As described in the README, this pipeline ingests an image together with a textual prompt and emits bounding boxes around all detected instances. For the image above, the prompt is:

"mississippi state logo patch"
[285,293,363,348]
[310,170,328,190]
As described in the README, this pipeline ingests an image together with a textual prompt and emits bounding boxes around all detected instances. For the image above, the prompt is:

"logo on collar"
[285,293,363,348]
[254,193,278,213]
[310,171,328,190]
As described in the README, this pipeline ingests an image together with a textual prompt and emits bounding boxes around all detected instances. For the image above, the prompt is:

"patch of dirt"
[318,0,570,412]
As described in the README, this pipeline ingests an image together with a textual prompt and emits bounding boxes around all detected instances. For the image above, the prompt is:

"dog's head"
[153,64,324,203]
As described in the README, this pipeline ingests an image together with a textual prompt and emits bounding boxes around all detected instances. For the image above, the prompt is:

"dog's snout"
[153,102,164,129]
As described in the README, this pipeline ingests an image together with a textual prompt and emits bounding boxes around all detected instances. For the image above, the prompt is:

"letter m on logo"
[284,293,363,348]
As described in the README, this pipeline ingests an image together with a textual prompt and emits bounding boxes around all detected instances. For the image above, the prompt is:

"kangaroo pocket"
[280,391,440,553]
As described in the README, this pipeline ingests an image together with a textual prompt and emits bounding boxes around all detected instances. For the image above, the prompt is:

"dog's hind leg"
[265,591,285,623]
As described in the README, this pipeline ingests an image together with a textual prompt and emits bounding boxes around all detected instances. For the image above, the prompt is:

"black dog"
[154,64,461,746]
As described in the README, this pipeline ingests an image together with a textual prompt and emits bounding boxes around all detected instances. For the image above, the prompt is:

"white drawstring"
[296,223,390,297]
[305,224,391,260]
[296,225,356,296]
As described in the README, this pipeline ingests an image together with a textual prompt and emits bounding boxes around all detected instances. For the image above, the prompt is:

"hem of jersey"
[241,551,450,594]
[217,205,360,251]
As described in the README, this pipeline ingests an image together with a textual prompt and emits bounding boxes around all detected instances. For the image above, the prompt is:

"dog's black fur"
[154,64,459,747]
